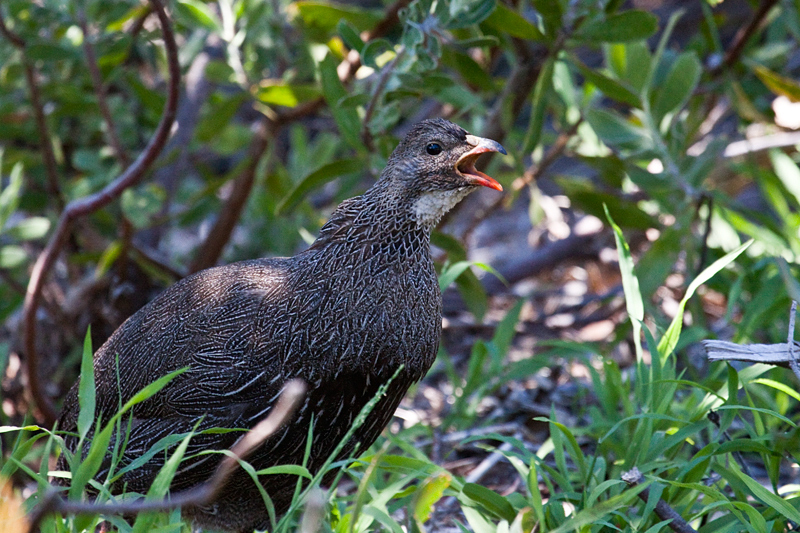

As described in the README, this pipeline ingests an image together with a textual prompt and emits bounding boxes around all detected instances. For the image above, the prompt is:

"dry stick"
[22,0,181,426]
[621,468,698,533]
[26,380,306,533]
[0,11,63,206]
[188,0,409,272]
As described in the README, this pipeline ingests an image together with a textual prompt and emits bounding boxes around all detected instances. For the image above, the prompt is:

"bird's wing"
[60,259,295,433]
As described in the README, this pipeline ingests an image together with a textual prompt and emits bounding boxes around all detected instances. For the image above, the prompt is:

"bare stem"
[622,468,698,533]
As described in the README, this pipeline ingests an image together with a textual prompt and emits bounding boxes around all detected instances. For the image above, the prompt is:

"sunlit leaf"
[653,51,701,122]
[254,84,320,108]
[753,64,800,102]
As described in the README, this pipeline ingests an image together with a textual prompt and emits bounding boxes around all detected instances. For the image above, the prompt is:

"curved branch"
[26,380,306,532]
[23,0,181,426]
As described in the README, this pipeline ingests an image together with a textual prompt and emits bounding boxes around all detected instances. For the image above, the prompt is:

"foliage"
[1,0,800,531]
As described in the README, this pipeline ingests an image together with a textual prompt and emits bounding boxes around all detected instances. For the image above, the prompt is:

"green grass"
[4,225,800,532]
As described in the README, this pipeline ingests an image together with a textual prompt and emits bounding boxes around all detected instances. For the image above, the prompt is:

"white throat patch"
[413,187,472,228]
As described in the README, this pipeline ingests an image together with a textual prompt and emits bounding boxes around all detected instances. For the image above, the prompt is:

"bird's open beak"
[456,135,506,191]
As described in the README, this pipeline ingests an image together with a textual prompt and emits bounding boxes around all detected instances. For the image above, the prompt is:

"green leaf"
[254,83,321,108]
[730,465,800,523]
[26,43,78,61]
[121,184,166,229]
[586,108,650,149]
[657,240,753,360]
[5,217,50,241]
[361,38,394,68]
[604,205,644,360]
[483,4,545,41]
[652,51,701,122]
[131,430,196,533]
[571,57,641,107]
[447,0,497,29]
[752,64,800,102]
[557,179,657,229]
[575,10,659,43]
[319,54,363,151]
[197,93,249,142]
[769,150,800,206]
[275,158,362,215]
[0,245,26,269]
[337,20,364,52]
[76,329,95,442]
[533,0,562,36]
[414,472,452,524]
[462,483,516,522]
[174,0,222,31]
[489,299,523,360]
[296,1,382,33]
[0,162,23,232]
[256,464,313,478]
[522,57,554,154]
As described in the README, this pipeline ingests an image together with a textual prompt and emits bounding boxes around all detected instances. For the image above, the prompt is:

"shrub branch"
[22,0,181,426]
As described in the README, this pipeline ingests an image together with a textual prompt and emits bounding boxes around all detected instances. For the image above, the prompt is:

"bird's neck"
[309,187,432,259]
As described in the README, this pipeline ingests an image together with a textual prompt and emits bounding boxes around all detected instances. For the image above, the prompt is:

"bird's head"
[378,118,506,228]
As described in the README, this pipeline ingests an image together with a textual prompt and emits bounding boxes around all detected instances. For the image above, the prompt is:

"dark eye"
[426,143,442,155]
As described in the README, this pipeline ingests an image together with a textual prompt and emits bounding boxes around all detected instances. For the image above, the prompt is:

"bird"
[56,118,506,532]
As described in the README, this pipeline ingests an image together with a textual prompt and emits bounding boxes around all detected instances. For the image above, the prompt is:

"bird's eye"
[426,143,442,156]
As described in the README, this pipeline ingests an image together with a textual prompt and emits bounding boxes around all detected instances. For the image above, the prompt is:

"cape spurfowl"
[56,118,506,532]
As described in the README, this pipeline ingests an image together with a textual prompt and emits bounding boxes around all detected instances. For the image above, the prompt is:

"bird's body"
[56,119,505,532]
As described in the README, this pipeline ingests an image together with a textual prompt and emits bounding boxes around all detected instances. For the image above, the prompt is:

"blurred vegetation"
[2,0,800,531]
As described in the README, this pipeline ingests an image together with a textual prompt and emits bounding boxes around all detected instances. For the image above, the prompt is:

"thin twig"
[0,10,63,205]
[0,9,24,48]
[79,11,130,167]
[26,380,306,532]
[711,0,779,76]
[362,47,406,151]
[22,0,181,426]
[621,467,698,533]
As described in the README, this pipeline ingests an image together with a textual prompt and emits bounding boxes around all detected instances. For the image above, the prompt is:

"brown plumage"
[56,118,505,532]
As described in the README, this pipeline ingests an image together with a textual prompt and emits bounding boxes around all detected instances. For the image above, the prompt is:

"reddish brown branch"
[22,0,181,426]
[188,120,272,273]
[27,380,306,532]
[22,63,63,207]
[712,0,779,76]
[188,0,408,271]
[0,8,25,48]
[79,12,131,167]
[622,468,698,533]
